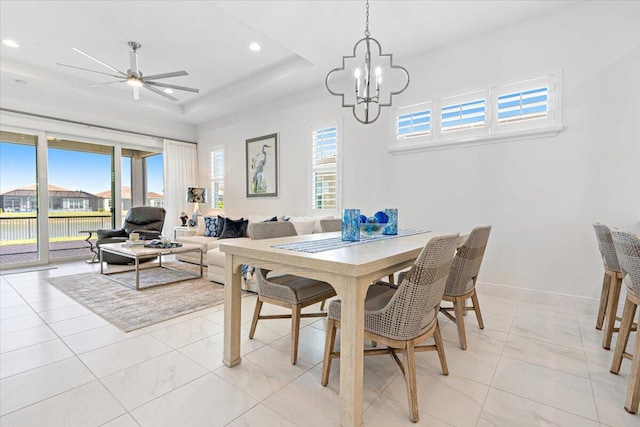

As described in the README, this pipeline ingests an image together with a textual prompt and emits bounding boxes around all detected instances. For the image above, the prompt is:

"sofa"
[174,213,335,291]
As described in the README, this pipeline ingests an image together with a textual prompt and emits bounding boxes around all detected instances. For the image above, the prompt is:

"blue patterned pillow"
[204,216,218,237]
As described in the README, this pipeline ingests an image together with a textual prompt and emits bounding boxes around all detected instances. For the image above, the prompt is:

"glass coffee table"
[99,242,203,290]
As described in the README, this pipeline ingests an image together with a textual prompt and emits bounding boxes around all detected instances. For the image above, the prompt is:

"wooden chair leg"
[402,341,419,423]
[603,275,622,350]
[596,273,610,330]
[291,304,302,365]
[471,289,484,330]
[320,299,326,310]
[433,322,449,375]
[453,296,467,350]
[611,297,637,374]
[248,299,263,339]
[321,318,337,386]
[625,310,640,414]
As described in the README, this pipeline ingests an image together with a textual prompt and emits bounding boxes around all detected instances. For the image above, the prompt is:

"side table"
[174,226,197,240]
[79,230,99,263]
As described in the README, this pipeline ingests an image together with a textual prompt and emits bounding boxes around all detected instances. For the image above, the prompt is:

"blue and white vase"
[383,208,398,235]
[342,209,361,242]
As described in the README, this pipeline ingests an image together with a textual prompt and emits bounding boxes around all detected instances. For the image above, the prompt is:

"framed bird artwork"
[246,133,278,197]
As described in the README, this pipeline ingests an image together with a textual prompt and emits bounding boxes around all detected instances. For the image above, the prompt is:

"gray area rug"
[47,263,229,332]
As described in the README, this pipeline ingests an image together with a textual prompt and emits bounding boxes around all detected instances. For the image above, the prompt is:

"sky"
[0,142,163,195]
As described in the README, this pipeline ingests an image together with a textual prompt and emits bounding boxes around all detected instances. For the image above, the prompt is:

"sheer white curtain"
[163,139,198,238]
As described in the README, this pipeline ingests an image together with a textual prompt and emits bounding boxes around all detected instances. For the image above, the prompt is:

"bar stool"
[609,229,640,414]
[593,223,627,349]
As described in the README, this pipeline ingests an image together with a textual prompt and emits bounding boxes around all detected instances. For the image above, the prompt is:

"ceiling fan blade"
[88,81,124,87]
[143,71,188,80]
[56,63,124,79]
[129,49,139,75]
[143,83,178,102]
[144,80,200,93]
[133,87,140,101]
[71,47,127,76]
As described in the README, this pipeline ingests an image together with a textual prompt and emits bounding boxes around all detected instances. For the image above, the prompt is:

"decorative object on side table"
[342,208,361,242]
[186,187,206,225]
[246,133,278,197]
[180,211,189,226]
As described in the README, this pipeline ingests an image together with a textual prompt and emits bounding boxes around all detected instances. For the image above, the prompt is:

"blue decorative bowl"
[360,222,387,237]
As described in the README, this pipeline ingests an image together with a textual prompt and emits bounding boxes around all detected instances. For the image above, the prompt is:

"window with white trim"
[439,90,488,140]
[396,102,433,142]
[210,148,224,209]
[492,75,556,133]
[311,125,339,212]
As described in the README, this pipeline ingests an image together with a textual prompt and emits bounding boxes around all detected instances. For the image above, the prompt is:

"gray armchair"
[96,206,166,264]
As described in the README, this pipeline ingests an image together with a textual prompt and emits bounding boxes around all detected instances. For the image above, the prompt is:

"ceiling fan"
[56,41,199,102]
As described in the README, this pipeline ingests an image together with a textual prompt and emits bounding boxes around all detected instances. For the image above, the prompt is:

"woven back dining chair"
[248,221,337,365]
[609,229,640,414]
[439,225,491,350]
[319,218,342,232]
[321,233,460,422]
[593,222,627,349]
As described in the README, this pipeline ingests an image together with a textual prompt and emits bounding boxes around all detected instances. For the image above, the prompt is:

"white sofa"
[175,213,334,291]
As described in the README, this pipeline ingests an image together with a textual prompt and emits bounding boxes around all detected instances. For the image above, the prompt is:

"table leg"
[100,249,104,274]
[199,249,203,278]
[223,254,242,367]
[84,231,99,264]
[135,258,140,291]
[337,277,368,427]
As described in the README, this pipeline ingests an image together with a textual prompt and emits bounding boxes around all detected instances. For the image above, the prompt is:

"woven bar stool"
[609,229,640,414]
[593,223,627,349]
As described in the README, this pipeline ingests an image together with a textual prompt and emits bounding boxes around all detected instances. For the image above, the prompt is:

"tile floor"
[0,260,638,426]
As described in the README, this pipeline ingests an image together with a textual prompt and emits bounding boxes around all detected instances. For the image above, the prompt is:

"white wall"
[197,1,640,298]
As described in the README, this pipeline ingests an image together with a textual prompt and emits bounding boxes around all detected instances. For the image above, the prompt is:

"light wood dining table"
[219,230,449,426]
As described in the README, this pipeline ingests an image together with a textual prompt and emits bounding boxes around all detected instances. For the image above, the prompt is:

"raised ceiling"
[1,1,578,129]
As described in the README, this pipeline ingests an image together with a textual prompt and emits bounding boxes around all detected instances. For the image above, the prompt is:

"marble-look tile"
[501,334,589,377]
[48,313,109,336]
[513,304,580,330]
[0,312,46,335]
[509,320,584,349]
[440,321,508,354]
[0,324,58,353]
[101,413,141,427]
[37,304,91,323]
[0,339,73,379]
[383,367,488,426]
[0,296,25,309]
[79,334,172,378]
[262,368,341,427]
[268,323,328,365]
[418,340,500,385]
[0,380,125,427]
[214,345,312,401]
[225,403,298,427]
[364,395,454,426]
[101,351,208,410]
[18,286,66,303]
[491,357,598,420]
[150,316,224,349]
[478,387,600,426]
[62,323,145,354]
[28,294,78,312]
[584,349,631,388]
[0,357,94,415]
[0,303,34,320]
[130,373,257,427]
[591,378,640,427]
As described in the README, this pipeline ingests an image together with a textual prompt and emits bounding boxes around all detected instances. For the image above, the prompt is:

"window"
[210,148,224,209]
[396,103,433,141]
[311,126,338,212]
[492,75,557,132]
[439,91,488,140]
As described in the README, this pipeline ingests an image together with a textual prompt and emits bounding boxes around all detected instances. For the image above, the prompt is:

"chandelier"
[325,0,410,124]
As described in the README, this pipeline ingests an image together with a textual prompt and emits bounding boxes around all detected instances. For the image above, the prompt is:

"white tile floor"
[0,260,638,426]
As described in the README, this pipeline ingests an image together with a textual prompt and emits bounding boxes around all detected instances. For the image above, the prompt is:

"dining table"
[219,229,454,426]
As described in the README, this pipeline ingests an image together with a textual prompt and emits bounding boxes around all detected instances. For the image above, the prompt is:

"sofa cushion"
[219,217,249,239]
[204,216,220,237]
[291,219,316,235]
[215,215,226,237]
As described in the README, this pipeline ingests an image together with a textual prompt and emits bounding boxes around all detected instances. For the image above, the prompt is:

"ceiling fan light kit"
[57,41,199,102]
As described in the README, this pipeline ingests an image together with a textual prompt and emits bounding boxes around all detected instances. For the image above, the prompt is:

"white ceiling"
[0,1,578,129]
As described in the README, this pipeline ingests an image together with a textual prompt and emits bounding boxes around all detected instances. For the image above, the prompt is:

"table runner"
[272,229,429,253]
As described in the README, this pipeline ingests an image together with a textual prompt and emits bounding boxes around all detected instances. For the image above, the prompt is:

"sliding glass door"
[0,131,40,266]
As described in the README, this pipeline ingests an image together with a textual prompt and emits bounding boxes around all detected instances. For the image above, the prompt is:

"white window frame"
[438,90,490,141]
[310,122,341,216]
[210,146,225,210]
[395,102,434,144]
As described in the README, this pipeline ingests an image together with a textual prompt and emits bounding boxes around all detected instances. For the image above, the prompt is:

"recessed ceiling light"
[2,39,20,48]
[248,42,261,52]
[164,88,174,94]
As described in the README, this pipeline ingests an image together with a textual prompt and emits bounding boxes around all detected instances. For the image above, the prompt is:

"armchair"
[96,206,166,264]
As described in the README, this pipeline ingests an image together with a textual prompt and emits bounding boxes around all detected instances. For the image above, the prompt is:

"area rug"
[46,263,233,332]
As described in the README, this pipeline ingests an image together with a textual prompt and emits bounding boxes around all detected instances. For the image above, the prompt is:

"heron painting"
[246,133,279,197]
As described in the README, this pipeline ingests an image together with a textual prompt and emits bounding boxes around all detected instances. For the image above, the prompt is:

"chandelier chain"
[364,0,370,38]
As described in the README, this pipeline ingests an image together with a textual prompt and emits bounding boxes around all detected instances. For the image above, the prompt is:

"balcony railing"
[0,214,113,241]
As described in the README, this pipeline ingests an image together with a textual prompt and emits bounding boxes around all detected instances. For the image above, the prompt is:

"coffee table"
[99,242,203,290]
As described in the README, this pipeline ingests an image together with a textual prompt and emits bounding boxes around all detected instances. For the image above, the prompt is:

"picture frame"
[246,133,278,197]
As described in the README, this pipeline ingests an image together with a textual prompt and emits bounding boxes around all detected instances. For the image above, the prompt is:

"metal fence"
[0,215,113,242]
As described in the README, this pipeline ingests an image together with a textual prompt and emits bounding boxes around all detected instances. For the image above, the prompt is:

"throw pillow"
[204,216,218,237]
[263,216,278,222]
[219,217,249,239]
[215,215,226,237]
